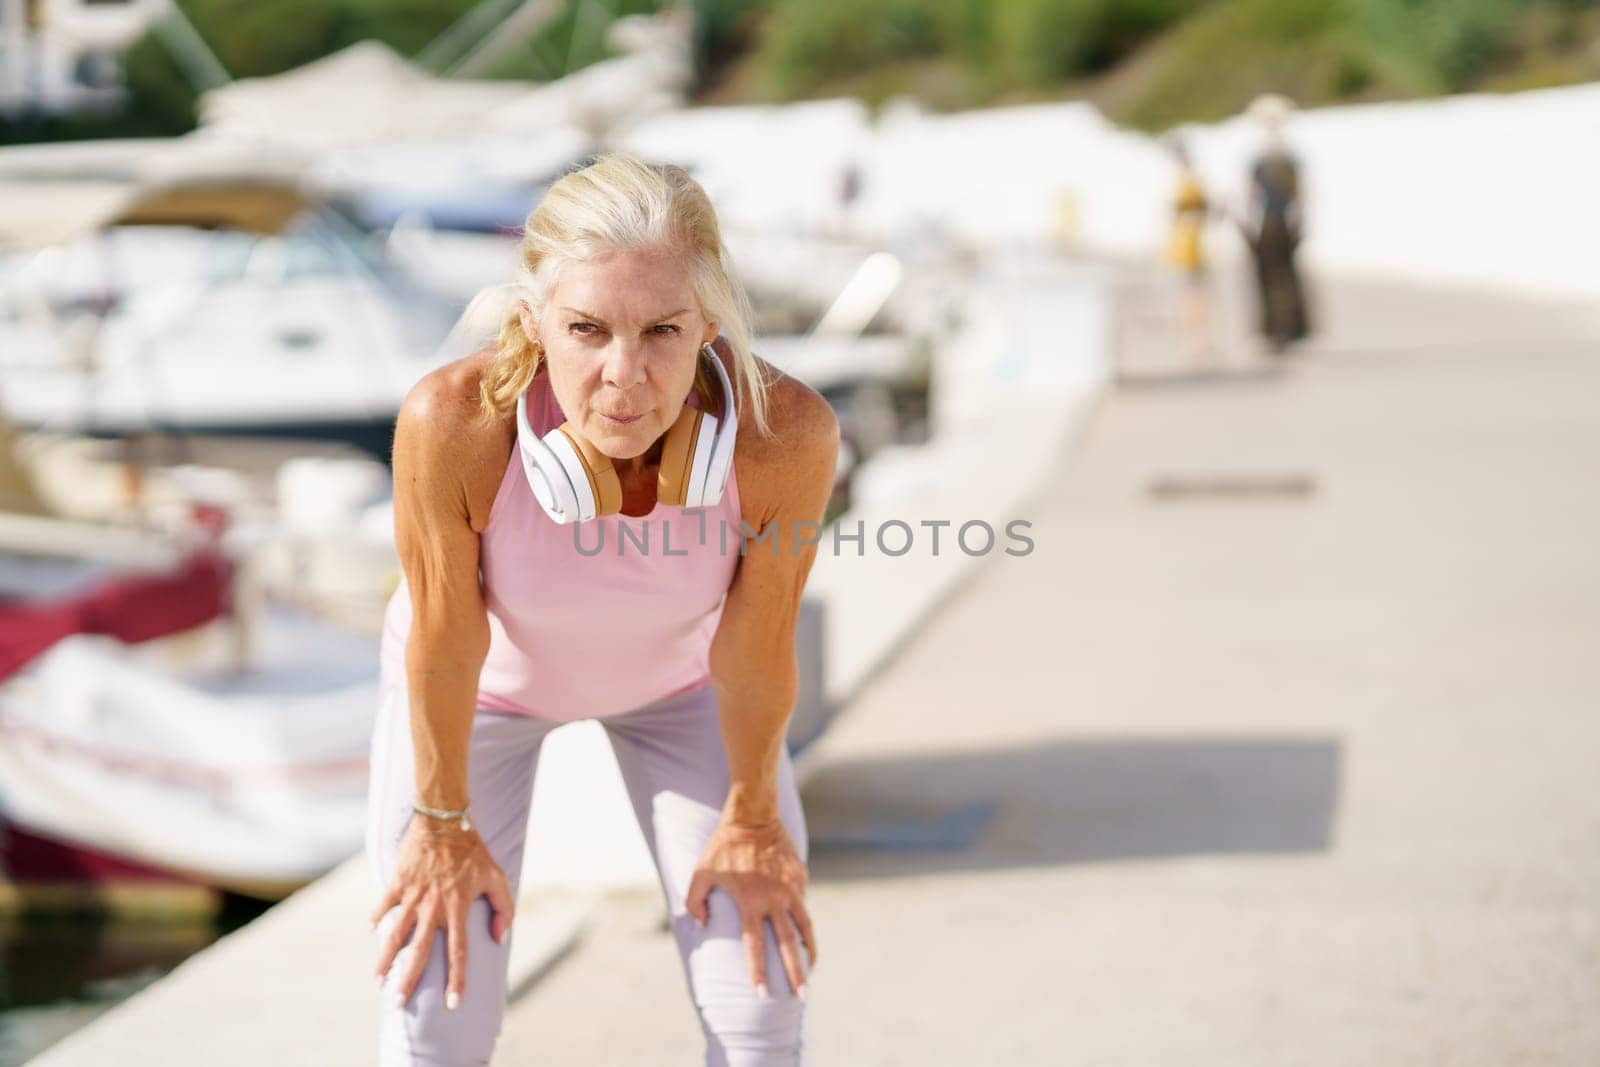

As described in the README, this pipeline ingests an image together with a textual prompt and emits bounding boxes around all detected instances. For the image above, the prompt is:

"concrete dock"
[491,277,1600,1065]
[28,274,1600,1065]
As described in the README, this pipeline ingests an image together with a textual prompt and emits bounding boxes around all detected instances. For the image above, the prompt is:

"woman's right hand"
[370,818,515,1011]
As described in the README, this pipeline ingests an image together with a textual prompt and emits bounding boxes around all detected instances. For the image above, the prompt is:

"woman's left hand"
[684,816,817,1000]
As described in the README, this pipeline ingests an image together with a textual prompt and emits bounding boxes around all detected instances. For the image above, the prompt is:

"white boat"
[0,161,458,460]
[0,601,379,900]
[0,415,394,901]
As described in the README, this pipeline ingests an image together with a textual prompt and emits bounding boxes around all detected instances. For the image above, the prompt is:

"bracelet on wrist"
[412,801,473,832]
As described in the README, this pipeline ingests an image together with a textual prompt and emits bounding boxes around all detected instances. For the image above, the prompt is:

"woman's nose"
[601,338,649,389]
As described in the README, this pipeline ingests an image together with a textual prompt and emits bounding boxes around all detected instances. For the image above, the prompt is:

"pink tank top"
[379,369,743,721]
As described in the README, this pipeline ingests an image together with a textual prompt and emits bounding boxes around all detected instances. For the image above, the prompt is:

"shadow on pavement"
[802,735,1341,880]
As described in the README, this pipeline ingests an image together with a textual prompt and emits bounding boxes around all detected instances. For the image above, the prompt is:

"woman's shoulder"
[731,352,840,522]
[394,346,517,533]
[737,353,837,452]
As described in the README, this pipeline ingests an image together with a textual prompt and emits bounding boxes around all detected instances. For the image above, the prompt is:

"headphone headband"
[515,341,739,523]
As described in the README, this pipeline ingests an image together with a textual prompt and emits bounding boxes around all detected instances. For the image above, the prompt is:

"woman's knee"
[677,893,808,1066]
[376,896,511,1067]
[697,996,805,1067]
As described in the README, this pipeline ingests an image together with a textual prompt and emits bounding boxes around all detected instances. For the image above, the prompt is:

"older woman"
[365,154,838,1065]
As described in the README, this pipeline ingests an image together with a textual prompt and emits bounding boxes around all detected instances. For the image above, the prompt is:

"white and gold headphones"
[515,343,738,525]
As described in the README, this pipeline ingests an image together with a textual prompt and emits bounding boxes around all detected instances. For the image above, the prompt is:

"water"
[0,892,272,1065]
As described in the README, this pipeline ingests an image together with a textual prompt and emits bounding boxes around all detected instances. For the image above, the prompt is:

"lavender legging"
[365,671,811,1066]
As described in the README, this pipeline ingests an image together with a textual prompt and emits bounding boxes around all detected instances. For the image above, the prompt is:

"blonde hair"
[472,153,776,439]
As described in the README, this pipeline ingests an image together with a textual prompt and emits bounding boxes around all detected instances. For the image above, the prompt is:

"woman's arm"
[708,376,839,825]
[372,364,514,1014]
[393,374,493,814]
[688,370,839,999]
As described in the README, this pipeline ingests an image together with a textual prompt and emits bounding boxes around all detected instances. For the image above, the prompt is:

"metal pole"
[151,0,230,93]
[0,0,28,117]
[447,0,562,80]
[415,0,523,74]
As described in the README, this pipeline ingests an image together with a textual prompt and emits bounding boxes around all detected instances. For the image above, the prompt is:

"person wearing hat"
[1241,93,1312,353]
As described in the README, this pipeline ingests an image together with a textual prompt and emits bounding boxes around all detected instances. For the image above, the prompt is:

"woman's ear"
[518,302,540,348]
[701,320,719,347]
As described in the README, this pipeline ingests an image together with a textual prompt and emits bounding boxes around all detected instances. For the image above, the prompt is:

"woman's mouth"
[600,411,644,425]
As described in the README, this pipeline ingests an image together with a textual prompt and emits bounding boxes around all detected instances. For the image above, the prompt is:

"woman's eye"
[651,324,680,337]
[569,322,600,335]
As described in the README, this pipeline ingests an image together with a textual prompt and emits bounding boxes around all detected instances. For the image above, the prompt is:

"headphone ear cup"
[518,390,583,523]
[697,342,738,507]
[553,422,623,518]
[683,409,720,507]
[656,405,703,507]
[539,427,594,522]
[697,410,731,506]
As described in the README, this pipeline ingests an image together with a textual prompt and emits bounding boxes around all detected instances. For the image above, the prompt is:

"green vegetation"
[734,0,1600,125]
[2,0,662,144]
[1118,0,1600,128]
[738,0,1205,101]
[5,0,1598,145]
[1114,0,1373,130]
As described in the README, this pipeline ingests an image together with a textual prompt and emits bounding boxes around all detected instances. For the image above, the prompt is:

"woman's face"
[523,246,718,465]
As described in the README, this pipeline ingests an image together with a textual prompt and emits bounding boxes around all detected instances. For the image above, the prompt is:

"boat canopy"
[0,175,319,251]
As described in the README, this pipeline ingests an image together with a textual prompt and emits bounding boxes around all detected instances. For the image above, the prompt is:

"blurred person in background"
[366,153,838,1066]
[1240,93,1312,354]
[1163,135,1217,367]
[835,156,864,239]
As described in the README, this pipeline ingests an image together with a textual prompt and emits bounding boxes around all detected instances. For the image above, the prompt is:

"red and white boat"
[0,445,390,905]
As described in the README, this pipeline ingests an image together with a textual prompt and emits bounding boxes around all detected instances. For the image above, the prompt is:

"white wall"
[621,82,1600,301]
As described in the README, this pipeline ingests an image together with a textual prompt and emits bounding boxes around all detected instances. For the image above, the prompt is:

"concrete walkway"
[492,278,1600,1065]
